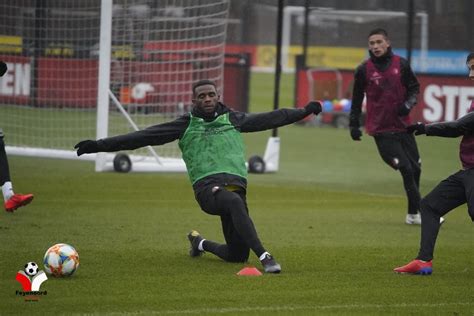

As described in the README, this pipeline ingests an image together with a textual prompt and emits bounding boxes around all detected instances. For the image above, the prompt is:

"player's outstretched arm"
[74,130,158,156]
[74,116,189,156]
[75,140,99,156]
[237,101,321,133]
[407,112,474,138]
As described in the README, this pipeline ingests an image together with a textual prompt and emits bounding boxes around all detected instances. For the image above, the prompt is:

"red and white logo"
[15,262,48,301]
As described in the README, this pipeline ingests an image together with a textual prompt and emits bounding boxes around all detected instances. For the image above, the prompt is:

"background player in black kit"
[394,52,474,275]
[0,61,34,212]
[349,28,443,225]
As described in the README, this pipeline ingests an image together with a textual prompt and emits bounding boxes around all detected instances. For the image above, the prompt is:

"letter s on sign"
[423,84,443,122]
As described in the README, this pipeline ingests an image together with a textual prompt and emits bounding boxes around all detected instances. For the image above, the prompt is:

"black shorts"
[374,132,420,170]
[422,168,474,221]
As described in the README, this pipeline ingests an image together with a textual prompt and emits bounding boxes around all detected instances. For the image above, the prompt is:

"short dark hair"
[467,53,474,64]
[368,28,389,39]
[192,80,217,96]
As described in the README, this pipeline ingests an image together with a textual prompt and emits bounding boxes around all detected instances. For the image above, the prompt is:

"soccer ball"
[43,243,79,277]
[24,261,39,276]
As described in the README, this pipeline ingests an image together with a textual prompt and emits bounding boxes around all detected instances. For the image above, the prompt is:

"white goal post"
[0,0,231,172]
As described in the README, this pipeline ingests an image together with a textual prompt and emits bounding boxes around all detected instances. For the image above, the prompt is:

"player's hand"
[397,102,411,116]
[305,101,322,115]
[350,127,362,141]
[74,140,99,156]
[407,122,425,135]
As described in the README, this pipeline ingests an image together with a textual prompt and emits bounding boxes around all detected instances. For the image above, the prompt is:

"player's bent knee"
[420,197,444,217]
[227,195,246,212]
[420,198,430,212]
[420,196,436,210]
[228,193,244,205]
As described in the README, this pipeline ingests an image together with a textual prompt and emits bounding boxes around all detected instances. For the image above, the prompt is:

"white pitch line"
[82,302,473,315]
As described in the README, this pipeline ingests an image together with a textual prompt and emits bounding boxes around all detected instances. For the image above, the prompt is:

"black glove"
[74,140,99,156]
[406,122,425,135]
[0,61,7,77]
[305,101,322,115]
[398,102,412,116]
[350,127,362,141]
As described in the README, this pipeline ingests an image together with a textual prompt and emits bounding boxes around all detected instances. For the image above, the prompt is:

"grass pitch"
[0,73,473,315]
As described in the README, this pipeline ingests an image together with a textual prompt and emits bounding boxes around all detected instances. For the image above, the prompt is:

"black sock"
[400,166,421,214]
[416,201,442,261]
[0,138,11,185]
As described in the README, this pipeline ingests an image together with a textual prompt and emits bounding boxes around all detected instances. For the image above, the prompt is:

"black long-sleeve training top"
[426,109,474,169]
[425,111,474,137]
[95,102,312,194]
[350,48,420,128]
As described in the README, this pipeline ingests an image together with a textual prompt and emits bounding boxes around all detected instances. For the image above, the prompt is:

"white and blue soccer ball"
[24,261,39,277]
[43,243,79,277]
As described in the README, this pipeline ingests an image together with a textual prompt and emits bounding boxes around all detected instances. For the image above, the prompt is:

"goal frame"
[4,0,232,173]
[94,0,189,172]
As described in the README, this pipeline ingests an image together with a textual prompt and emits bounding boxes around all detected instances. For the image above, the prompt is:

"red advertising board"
[0,55,250,112]
[1,53,471,121]
[0,56,31,105]
[413,75,474,123]
[38,58,98,107]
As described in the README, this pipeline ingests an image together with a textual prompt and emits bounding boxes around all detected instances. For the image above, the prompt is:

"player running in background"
[0,61,34,212]
[394,52,474,275]
[349,28,442,225]
[75,79,322,274]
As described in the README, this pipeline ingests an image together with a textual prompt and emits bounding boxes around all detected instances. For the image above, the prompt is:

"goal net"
[0,0,230,172]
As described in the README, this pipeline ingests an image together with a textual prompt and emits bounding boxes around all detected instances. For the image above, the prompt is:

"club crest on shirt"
[370,72,383,85]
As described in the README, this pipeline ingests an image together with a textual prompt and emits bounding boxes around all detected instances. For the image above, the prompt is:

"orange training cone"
[236,266,262,276]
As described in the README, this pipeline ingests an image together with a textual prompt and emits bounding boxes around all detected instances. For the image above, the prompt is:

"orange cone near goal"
[236,266,262,276]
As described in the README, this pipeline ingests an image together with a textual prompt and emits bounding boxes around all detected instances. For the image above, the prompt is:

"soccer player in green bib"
[75,80,322,273]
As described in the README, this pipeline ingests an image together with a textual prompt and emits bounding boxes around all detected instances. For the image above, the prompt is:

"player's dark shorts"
[0,128,3,138]
[374,131,420,170]
[422,168,474,221]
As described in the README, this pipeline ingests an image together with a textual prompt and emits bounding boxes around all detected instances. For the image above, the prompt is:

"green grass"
[0,73,473,315]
